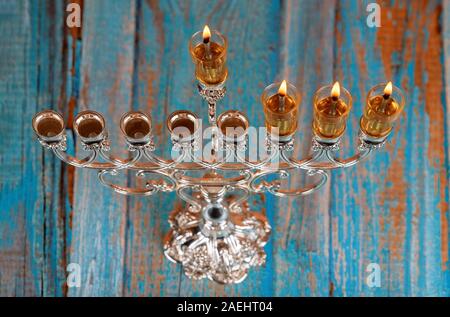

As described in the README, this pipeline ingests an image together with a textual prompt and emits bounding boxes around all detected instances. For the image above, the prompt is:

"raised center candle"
[313,82,352,141]
[262,80,301,139]
[360,82,405,139]
[189,25,228,86]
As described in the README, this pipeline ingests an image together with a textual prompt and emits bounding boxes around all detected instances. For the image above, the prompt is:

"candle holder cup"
[217,110,249,148]
[262,81,301,144]
[73,110,107,145]
[359,83,405,143]
[313,84,352,145]
[189,29,228,87]
[32,110,65,145]
[120,111,152,147]
[167,110,200,146]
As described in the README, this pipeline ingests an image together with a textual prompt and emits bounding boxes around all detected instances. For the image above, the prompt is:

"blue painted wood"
[0,0,448,296]
[0,0,68,296]
[443,0,450,296]
[273,0,336,296]
[328,0,449,296]
[68,0,137,296]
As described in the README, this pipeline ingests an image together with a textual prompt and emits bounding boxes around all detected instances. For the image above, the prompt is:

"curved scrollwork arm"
[268,170,328,197]
[234,145,279,170]
[98,169,177,196]
[143,147,193,170]
[322,147,372,169]
[249,168,328,197]
[98,170,157,196]
[174,170,252,187]
[249,170,289,194]
[53,147,145,170]
[53,148,99,168]
[226,185,250,213]
[279,149,324,170]
[136,170,177,192]
[280,147,372,170]
[98,147,143,169]
[177,185,203,211]
[184,146,236,171]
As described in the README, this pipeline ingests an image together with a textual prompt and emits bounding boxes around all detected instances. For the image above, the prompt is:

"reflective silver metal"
[167,110,200,149]
[198,82,226,125]
[32,110,66,146]
[73,110,107,145]
[120,111,152,146]
[217,110,249,153]
[33,86,392,284]
[164,200,270,284]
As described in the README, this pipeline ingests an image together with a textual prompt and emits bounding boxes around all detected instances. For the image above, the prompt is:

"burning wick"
[329,81,341,115]
[331,81,340,101]
[381,81,393,110]
[202,25,212,59]
[383,81,393,100]
[278,80,287,112]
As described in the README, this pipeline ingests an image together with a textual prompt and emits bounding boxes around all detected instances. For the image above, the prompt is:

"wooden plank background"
[0,0,448,296]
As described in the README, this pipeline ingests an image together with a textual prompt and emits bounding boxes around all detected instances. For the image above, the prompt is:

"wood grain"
[329,0,449,296]
[0,0,448,296]
[272,0,336,296]
[0,0,69,296]
[68,0,136,296]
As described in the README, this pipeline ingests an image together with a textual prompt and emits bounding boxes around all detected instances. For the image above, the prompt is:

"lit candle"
[189,25,228,86]
[313,81,352,141]
[360,82,405,139]
[202,25,212,59]
[262,80,301,140]
[278,80,287,112]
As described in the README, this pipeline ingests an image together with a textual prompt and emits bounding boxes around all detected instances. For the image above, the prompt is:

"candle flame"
[384,81,393,96]
[202,25,211,43]
[278,80,287,97]
[331,81,340,98]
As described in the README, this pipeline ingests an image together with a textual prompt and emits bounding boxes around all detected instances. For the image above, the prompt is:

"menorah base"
[163,198,271,284]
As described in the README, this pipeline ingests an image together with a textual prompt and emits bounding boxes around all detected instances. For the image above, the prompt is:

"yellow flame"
[202,25,211,42]
[331,81,340,98]
[278,80,287,97]
[384,81,393,96]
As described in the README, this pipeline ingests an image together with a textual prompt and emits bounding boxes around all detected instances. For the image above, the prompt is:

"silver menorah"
[32,78,397,285]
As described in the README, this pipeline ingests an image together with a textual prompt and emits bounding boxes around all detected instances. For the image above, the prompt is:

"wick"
[203,37,212,60]
[329,96,339,116]
[380,93,392,111]
[278,94,286,112]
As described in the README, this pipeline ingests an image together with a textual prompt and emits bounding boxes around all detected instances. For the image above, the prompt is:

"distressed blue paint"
[328,0,449,296]
[68,0,137,296]
[0,0,69,296]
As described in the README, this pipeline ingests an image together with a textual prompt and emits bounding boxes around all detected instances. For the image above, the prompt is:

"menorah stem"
[198,83,226,127]
[208,101,216,125]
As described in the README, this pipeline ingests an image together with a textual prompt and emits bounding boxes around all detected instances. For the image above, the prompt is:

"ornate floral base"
[164,199,271,284]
